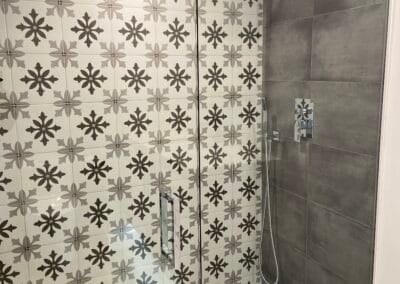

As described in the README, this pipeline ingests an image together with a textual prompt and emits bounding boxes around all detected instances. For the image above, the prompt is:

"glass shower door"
[0,0,202,283]
[198,0,264,283]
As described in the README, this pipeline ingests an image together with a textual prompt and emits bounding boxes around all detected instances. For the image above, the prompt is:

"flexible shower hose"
[259,136,280,284]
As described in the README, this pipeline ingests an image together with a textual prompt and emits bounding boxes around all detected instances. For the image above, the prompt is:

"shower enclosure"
[0,0,389,283]
[0,0,263,283]
[262,1,389,284]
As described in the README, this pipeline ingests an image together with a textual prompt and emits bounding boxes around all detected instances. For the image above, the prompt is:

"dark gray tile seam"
[273,184,307,202]
[264,15,314,29]
[313,2,387,18]
[263,79,384,84]
[305,166,310,283]
[309,200,375,230]
[272,184,375,230]
[264,2,386,28]
[272,138,378,159]
[306,255,347,282]
[278,234,307,257]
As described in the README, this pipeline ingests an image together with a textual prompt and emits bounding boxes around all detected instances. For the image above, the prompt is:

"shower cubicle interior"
[0,0,389,283]
[262,1,388,284]
[0,0,264,283]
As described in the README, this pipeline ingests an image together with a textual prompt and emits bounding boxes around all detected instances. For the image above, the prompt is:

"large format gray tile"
[309,81,382,155]
[266,81,310,139]
[314,0,386,15]
[270,0,315,24]
[262,238,306,284]
[307,204,374,284]
[308,144,376,226]
[306,259,346,284]
[270,138,308,198]
[276,189,307,252]
[311,4,387,82]
[265,18,313,81]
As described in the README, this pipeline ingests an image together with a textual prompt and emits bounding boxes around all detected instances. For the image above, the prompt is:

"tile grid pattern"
[199,0,263,283]
[262,0,387,283]
[0,0,263,283]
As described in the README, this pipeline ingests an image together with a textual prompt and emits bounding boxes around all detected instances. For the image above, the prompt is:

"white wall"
[373,1,400,283]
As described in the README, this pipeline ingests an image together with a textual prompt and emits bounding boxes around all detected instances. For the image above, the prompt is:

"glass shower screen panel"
[0,1,201,283]
[198,1,264,283]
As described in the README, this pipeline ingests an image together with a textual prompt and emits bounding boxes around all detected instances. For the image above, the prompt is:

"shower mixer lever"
[294,98,314,142]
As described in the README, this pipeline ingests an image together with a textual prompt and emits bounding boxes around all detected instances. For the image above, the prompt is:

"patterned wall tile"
[0,0,263,283]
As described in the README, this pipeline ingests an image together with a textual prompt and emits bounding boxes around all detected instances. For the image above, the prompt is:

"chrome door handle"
[160,192,181,269]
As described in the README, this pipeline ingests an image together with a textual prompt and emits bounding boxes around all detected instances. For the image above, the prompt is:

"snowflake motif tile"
[232,133,261,172]
[20,152,73,201]
[120,225,160,267]
[5,1,63,53]
[232,95,262,135]
[233,18,263,56]
[0,205,26,254]
[25,197,75,245]
[232,170,261,207]
[200,12,233,56]
[158,55,196,98]
[77,233,123,279]
[11,54,66,105]
[75,191,121,236]
[201,97,233,137]
[203,248,233,283]
[201,137,233,177]
[66,55,114,101]
[170,178,198,218]
[201,174,232,211]
[200,56,233,97]
[29,241,78,283]
[130,263,164,284]
[202,209,233,250]
[115,55,157,99]
[117,99,160,144]
[69,102,117,149]
[0,251,30,283]
[233,205,261,243]
[118,143,161,187]
[111,7,156,55]
[160,140,198,181]
[179,216,198,256]
[232,55,262,96]
[160,99,197,141]
[62,4,112,54]
[155,11,196,56]
[163,255,199,284]
[231,241,260,277]
[16,104,70,154]
[72,148,119,193]
[120,185,159,227]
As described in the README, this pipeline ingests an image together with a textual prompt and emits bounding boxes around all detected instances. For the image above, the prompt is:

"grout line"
[264,2,387,29]
[276,135,379,159]
[2,8,32,280]
[263,79,384,84]
[273,183,375,230]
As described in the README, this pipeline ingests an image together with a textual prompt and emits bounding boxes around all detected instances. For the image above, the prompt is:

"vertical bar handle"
[172,194,181,270]
[160,192,181,270]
